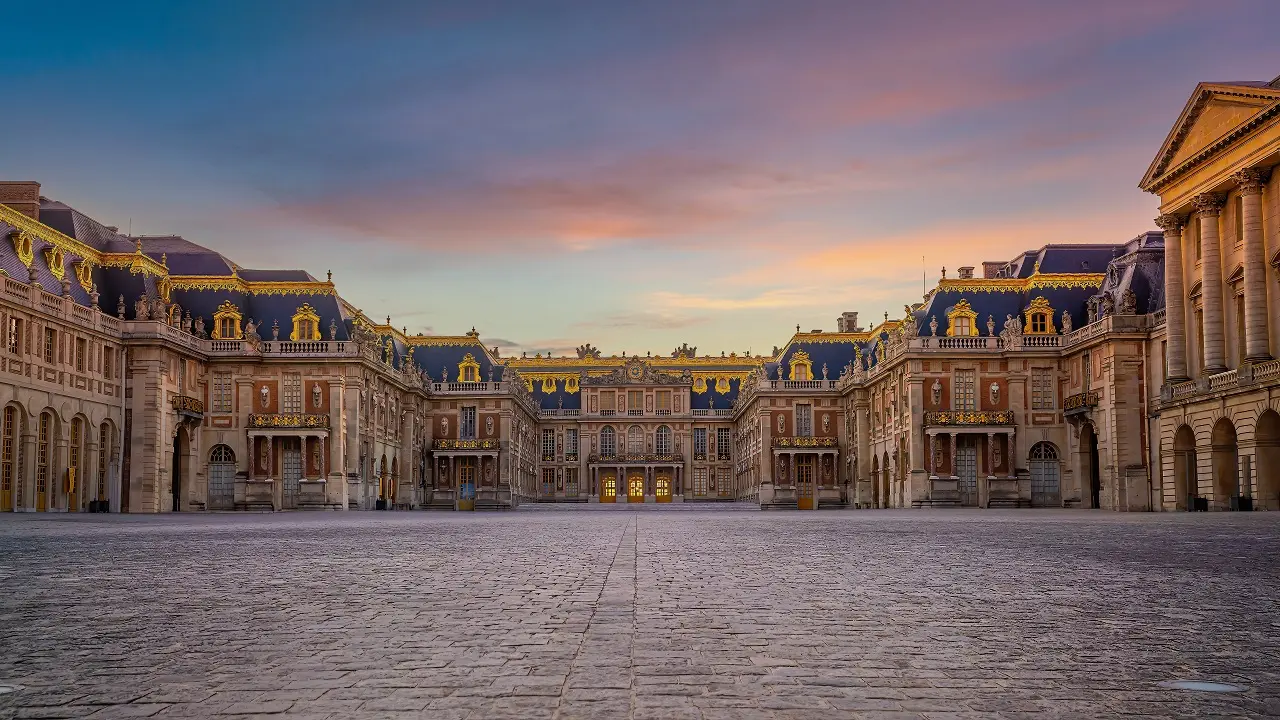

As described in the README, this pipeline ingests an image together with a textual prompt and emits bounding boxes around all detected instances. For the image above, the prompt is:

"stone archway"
[870,454,880,508]
[1256,410,1280,511]
[1078,423,1100,509]
[1172,425,1197,511]
[172,426,190,512]
[1211,418,1240,510]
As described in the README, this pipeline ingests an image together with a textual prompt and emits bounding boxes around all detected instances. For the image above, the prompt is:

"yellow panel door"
[601,474,616,502]
[68,468,78,513]
[797,457,815,510]
[628,475,644,502]
[656,476,672,503]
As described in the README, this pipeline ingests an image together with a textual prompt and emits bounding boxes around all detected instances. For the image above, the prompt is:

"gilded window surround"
[211,300,243,340]
[788,350,814,381]
[12,230,33,267]
[43,246,66,281]
[946,299,979,337]
[290,303,321,341]
[1023,296,1056,335]
[456,352,482,383]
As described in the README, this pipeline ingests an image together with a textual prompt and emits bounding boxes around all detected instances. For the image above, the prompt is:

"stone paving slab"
[0,509,1278,719]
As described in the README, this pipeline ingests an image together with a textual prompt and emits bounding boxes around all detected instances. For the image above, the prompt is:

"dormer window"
[1023,296,1056,335]
[212,300,242,340]
[946,299,979,337]
[458,352,481,383]
[290,303,321,341]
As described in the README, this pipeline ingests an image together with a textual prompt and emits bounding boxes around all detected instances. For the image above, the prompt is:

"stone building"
[0,74,1277,513]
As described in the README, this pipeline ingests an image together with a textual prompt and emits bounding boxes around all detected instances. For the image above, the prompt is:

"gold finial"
[327,269,332,282]
[135,238,142,253]
[160,252,167,268]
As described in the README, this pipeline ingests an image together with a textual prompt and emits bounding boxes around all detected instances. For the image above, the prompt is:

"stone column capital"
[1232,167,1270,195]
[1154,214,1184,233]
[1192,193,1225,215]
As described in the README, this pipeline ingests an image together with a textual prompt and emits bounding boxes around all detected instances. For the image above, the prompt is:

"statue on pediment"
[1061,310,1073,334]
[1118,288,1137,315]
[134,295,149,321]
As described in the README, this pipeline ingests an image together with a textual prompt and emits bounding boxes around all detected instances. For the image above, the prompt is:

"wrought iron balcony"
[171,395,205,415]
[247,413,330,428]
[1063,391,1099,416]
[922,410,1014,426]
[588,453,684,464]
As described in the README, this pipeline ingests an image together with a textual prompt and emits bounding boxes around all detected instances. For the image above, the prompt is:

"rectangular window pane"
[282,373,302,414]
[796,405,813,437]
[460,407,477,440]
[694,428,707,455]
[955,370,976,411]
[542,429,555,459]
[717,428,730,459]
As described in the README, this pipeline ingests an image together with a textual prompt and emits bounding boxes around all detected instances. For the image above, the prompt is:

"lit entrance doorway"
[956,439,978,507]
[796,456,815,510]
[600,472,617,502]
[655,474,672,503]
[457,457,476,510]
[1172,425,1197,510]
[628,474,644,502]
[171,427,189,512]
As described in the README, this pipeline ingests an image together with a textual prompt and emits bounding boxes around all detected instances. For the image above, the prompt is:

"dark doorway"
[171,428,187,512]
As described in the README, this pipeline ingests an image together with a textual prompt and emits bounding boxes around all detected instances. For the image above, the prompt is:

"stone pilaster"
[1234,168,1272,361]
[1194,193,1227,374]
[1155,214,1189,380]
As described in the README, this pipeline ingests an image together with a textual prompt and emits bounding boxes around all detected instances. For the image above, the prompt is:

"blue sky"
[4,0,1279,356]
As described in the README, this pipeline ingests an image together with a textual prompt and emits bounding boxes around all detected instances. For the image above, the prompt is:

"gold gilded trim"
[946,299,979,337]
[1023,296,1056,335]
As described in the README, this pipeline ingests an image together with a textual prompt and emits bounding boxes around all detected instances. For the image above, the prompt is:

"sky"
[3,0,1279,358]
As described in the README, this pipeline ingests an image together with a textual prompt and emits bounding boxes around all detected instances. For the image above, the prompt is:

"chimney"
[982,261,1004,278]
[836,311,861,333]
[0,181,41,221]
[957,266,975,279]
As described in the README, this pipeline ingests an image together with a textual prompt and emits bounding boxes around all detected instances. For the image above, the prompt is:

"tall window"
[542,428,555,459]
[37,412,50,502]
[952,315,972,337]
[600,426,616,457]
[565,468,578,496]
[693,467,707,496]
[1235,294,1246,364]
[792,363,810,381]
[694,428,708,456]
[627,390,643,414]
[69,418,82,504]
[1194,216,1202,259]
[627,425,643,455]
[7,317,22,355]
[600,392,616,413]
[212,373,232,413]
[43,328,55,364]
[1030,313,1048,333]
[541,468,555,495]
[75,338,86,372]
[795,404,813,437]
[460,407,477,440]
[1031,368,1054,410]
[103,345,113,378]
[954,369,976,410]
[655,426,672,455]
[97,422,110,502]
[717,428,731,459]
[282,373,302,413]
[2,407,15,509]
[656,391,671,414]
[565,429,578,456]
[1235,195,1244,245]
[1161,341,1168,382]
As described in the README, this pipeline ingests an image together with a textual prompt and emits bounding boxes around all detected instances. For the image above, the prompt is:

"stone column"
[1194,194,1227,374]
[986,432,996,478]
[1235,168,1272,361]
[854,395,871,503]
[1156,214,1190,381]
[926,433,934,475]
[20,432,36,511]
[1004,430,1015,478]
[949,433,957,477]
[85,439,99,509]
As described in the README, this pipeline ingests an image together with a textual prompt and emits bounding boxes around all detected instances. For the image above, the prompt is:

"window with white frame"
[542,428,555,459]
[566,429,578,456]
[212,373,232,413]
[694,428,708,456]
[655,426,672,455]
[1031,368,1055,410]
[282,373,302,413]
[954,369,976,410]
[795,404,813,437]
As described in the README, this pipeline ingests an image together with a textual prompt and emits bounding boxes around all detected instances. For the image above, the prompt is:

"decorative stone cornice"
[1232,167,1271,195]
[1192,193,1225,215]
[1154,214,1184,233]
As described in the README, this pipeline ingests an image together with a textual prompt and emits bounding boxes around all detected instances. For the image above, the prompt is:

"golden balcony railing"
[923,410,1014,426]
[434,439,499,451]
[588,453,684,464]
[247,413,330,429]
[772,436,838,448]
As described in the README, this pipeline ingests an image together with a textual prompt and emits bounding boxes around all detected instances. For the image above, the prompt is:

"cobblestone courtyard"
[1,509,1278,719]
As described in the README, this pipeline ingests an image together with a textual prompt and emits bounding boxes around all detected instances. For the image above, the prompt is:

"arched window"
[1029,442,1058,460]
[1029,441,1061,507]
[208,443,235,510]
[210,444,236,463]
[627,425,643,455]
[600,426,616,457]
[655,426,672,456]
[2,406,17,511]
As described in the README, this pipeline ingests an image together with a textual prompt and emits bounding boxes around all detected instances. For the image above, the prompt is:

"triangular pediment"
[1140,83,1280,191]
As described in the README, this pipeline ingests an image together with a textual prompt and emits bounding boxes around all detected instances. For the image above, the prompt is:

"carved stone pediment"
[579,358,691,386]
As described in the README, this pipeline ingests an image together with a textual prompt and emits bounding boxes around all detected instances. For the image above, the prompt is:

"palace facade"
[1,75,1278,513]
